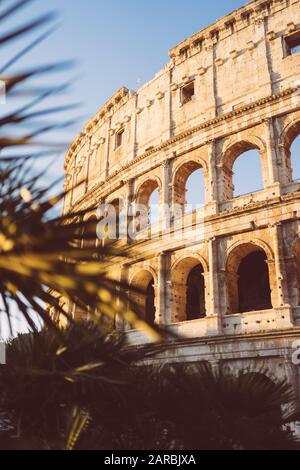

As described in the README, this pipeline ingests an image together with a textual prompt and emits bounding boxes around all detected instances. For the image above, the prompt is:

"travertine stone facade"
[64,0,300,396]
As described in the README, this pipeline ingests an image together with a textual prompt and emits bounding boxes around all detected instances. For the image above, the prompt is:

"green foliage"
[77,363,300,451]
[0,322,136,449]
[1,333,298,451]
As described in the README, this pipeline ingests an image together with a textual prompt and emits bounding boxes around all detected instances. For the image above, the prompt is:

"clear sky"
[25,0,247,124]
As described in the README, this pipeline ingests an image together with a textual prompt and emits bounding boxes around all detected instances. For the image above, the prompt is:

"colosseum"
[64,0,300,397]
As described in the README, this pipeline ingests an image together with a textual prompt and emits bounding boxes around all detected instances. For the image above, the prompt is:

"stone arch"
[129,268,157,325]
[280,117,300,151]
[135,177,161,231]
[135,176,161,206]
[280,116,300,183]
[82,214,98,249]
[221,361,278,383]
[225,238,274,270]
[221,135,267,200]
[171,254,208,322]
[172,156,207,209]
[225,241,273,314]
[105,196,125,240]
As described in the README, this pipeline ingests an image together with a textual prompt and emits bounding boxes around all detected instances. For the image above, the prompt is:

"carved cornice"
[69,86,298,212]
[168,0,285,59]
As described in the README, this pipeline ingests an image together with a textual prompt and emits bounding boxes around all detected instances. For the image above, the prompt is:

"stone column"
[69,163,76,209]
[156,252,171,325]
[123,178,135,244]
[105,115,112,177]
[116,264,129,331]
[85,149,92,194]
[285,255,299,307]
[208,238,223,334]
[271,223,290,307]
[160,159,172,234]
[217,266,230,317]
[267,258,278,309]
[270,223,293,326]
[205,140,219,216]
[264,118,281,193]
[203,271,210,317]
[130,93,138,160]
[167,64,174,139]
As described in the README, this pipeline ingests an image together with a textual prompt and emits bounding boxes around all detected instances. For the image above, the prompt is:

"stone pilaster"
[160,159,172,234]
[105,115,112,177]
[205,140,219,216]
[116,264,129,331]
[155,252,171,325]
[123,178,135,244]
[270,223,294,326]
[264,117,281,193]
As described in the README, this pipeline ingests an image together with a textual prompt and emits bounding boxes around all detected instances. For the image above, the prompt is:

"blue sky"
[24,0,246,124]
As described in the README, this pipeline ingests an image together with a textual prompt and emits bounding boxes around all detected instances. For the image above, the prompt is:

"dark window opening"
[226,20,236,35]
[115,128,124,149]
[238,251,272,313]
[83,216,98,249]
[179,47,189,59]
[186,264,206,320]
[145,279,155,325]
[210,29,219,43]
[181,82,195,105]
[193,38,204,51]
[285,31,300,56]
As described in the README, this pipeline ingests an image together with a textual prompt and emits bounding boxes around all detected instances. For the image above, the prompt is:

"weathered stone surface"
[64,0,300,398]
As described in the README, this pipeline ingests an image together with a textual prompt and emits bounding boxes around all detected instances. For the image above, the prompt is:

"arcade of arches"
[130,270,156,325]
[64,0,300,406]
[80,125,300,328]
[128,241,286,324]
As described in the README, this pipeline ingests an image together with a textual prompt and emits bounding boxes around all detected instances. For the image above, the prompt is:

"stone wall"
[64,0,300,395]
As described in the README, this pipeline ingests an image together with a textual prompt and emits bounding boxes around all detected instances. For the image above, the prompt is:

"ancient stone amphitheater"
[64,0,300,398]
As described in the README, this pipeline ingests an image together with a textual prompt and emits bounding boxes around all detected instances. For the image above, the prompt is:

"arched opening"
[226,243,272,314]
[130,270,156,325]
[82,215,98,249]
[281,120,300,183]
[173,161,205,213]
[290,134,300,182]
[232,149,263,197]
[171,257,206,322]
[238,251,272,313]
[186,264,205,320]
[149,188,160,227]
[222,141,264,200]
[136,179,160,232]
